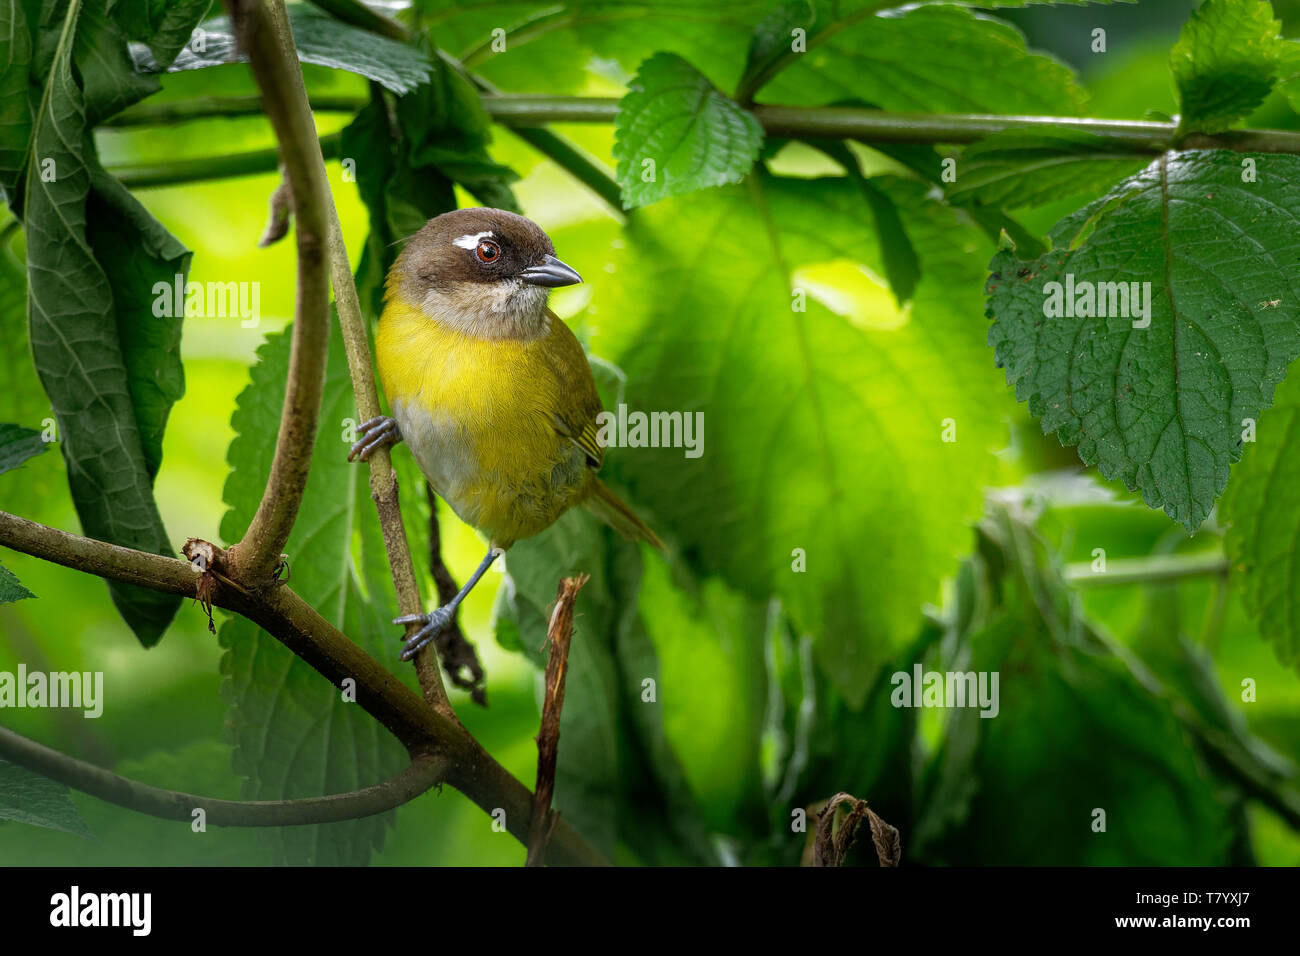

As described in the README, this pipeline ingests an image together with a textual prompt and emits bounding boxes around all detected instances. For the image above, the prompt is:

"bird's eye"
[475,240,501,263]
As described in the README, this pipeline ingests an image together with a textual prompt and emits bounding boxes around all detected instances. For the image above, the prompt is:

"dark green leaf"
[0,559,35,603]
[614,52,763,209]
[74,0,160,125]
[0,0,33,198]
[23,0,181,645]
[1171,0,1283,134]
[0,423,47,474]
[1222,371,1300,667]
[0,758,93,837]
[156,5,431,93]
[912,508,1232,864]
[987,150,1300,531]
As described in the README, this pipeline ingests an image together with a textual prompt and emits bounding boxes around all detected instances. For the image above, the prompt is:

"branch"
[103,95,1300,200]
[0,511,608,864]
[105,98,361,126]
[1064,552,1230,587]
[252,0,457,720]
[526,573,586,866]
[0,725,447,826]
[220,0,332,586]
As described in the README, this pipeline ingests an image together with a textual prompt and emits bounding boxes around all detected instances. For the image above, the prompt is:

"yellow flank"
[376,294,600,546]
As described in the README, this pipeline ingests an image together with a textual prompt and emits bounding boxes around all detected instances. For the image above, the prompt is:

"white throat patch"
[451,231,495,250]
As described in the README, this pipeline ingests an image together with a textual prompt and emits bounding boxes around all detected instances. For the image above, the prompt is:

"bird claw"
[395,605,456,661]
[348,415,402,462]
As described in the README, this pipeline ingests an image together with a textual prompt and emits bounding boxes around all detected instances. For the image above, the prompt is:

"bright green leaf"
[946,129,1149,210]
[754,5,1089,116]
[591,173,1009,704]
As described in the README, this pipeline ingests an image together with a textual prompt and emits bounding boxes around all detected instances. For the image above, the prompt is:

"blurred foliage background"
[3,0,1300,866]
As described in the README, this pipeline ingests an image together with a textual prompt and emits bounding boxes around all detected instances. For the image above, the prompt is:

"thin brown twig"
[526,573,588,867]
[0,725,448,826]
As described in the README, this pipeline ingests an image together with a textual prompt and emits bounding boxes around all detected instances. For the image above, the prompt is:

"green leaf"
[497,511,718,864]
[751,4,1088,116]
[814,141,920,304]
[74,0,161,126]
[157,5,432,93]
[0,559,35,603]
[591,173,1010,704]
[143,0,213,68]
[988,150,1300,531]
[1171,0,1283,134]
[23,0,182,645]
[0,0,33,198]
[85,162,190,480]
[946,129,1150,210]
[1222,372,1300,667]
[614,52,763,209]
[0,759,93,838]
[0,424,48,474]
[218,319,409,866]
[912,510,1232,865]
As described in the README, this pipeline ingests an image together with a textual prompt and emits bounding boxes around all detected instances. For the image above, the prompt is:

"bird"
[349,207,663,661]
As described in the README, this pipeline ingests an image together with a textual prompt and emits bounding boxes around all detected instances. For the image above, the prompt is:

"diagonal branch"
[0,510,608,865]
[0,725,448,827]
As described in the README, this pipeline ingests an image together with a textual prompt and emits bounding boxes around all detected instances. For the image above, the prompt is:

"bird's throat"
[416,281,551,340]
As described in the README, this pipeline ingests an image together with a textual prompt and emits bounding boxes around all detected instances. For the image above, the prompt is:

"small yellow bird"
[350,207,663,660]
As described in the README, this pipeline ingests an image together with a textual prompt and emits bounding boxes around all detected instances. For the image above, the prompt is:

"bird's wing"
[544,310,605,470]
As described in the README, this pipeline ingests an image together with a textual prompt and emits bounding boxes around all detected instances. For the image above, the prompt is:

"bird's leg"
[348,415,402,462]
[394,545,502,661]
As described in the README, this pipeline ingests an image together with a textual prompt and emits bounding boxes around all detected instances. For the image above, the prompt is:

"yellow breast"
[375,296,592,545]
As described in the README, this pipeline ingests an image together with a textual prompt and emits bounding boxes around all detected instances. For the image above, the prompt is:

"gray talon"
[348,415,402,462]
[398,605,456,661]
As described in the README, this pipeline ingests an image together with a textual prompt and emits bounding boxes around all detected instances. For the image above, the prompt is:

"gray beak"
[519,254,583,288]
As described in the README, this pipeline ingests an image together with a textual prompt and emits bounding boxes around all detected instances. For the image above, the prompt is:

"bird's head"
[387,207,583,339]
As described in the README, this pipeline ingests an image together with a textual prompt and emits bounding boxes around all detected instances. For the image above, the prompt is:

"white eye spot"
[452,231,494,250]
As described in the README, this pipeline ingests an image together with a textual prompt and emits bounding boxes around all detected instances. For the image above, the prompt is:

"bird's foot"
[348,415,402,462]
[394,605,456,661]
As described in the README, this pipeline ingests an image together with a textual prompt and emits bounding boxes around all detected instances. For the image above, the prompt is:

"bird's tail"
[584,479,665,550]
